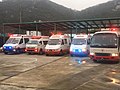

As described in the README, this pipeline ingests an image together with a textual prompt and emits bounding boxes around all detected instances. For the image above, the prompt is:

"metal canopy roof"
[3,17,120,31]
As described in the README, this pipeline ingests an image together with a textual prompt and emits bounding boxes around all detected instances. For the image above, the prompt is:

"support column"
[3,24,5,44]
[86,29,88,34]
[18,24,21,34]
[54,23,57,34]
[35,23,38,36]
[70,29,73,42]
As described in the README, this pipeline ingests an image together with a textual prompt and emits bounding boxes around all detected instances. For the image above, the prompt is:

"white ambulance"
[70,34,91,57]
[25,36,49,54]
[3,34,31,54]
[45,34,70,55]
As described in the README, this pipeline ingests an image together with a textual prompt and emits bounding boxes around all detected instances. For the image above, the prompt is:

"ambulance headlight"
[70,48,72,52]
[82,48,87,52]
[4,46,6,49]
[90,53,95,55]
[9,46,12,49]
[111,53,118,56]
[13,49,16,51]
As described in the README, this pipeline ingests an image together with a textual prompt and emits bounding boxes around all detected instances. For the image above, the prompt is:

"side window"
[64,39,67,44]
[24,38,29,44]
[39,41,42,45]
[43,41,48,45]
[61,39,64,45]
[19,38,23,44]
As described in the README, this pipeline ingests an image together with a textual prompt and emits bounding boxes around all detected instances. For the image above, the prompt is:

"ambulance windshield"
[72,39,86,45]
[5,38,20,44]
[27,40,38,44]
[48,39,60,45]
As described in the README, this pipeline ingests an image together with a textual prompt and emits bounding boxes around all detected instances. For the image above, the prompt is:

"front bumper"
[70,51,89,57]
[45,50,61,55]
[25,49,39,53]
[45,51,60,55]
[3,48,19,54]
[90,55,120,61]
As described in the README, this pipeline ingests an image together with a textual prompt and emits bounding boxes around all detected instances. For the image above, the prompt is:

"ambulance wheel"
[46,54,49,56]
[4,52,8,54]
[59,50,63,56]
[93,59,99,63]
[16,49,20,54]
[70,54,74,57]
[28,52,32,55]
[39,49,43,55]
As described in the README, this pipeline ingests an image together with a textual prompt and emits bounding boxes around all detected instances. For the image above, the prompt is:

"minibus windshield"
[48,39,60,45]
[90,33,117,48]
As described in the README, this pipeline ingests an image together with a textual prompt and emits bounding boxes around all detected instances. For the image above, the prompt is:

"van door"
[24,38,29,49]
[63,39,69,52]
[38,41,42,51]
[43,41,48,51]
[18,37,25,52]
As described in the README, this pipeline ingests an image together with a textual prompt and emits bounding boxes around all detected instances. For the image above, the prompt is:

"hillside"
[0,0,120,24]
[0,0,76,24]
[76,0,120,19]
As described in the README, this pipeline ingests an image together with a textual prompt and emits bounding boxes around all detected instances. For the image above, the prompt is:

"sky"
[50,0,111,11]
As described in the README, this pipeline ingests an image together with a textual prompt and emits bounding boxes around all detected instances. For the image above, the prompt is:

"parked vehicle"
[25,36,49,54]
[0,47,3,52]
[45,34,71,55]
[70,34,91,57]
[90,28,120,62]
[3,34,31,54]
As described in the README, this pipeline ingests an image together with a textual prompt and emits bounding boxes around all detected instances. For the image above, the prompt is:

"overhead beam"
[92,21,99,28]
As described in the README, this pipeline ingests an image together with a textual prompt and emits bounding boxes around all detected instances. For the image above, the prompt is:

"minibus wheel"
[93,59,99,63]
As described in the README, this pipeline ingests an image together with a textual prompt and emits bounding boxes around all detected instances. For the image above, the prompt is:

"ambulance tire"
[59,50,63,56]
[4,52,8,54]
[16,49,20,54]
[46,54,49,56]
[28,52,32,55]
[39,49,43,55]
[70,54,74,57]
[93,59,99,63]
